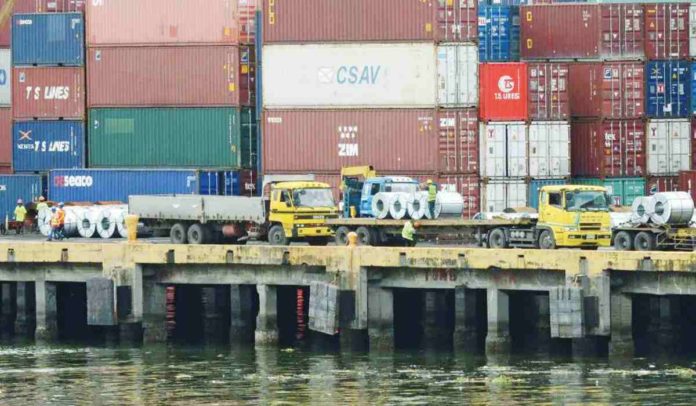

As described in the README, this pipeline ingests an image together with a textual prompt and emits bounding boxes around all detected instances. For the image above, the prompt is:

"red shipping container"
[571,119,646,178]
[568,62,644,119]
[438,109,478,174]
[263,0,435,43]
[0,165,11,174]
[644,3,690,60]
[600,3,644,60]
[479,63,528,121]
[0,107,10,166]
[238,0,258,44]
[436,0,477,43]
[0,0,85,46]
[437,173,480,219]
[646,176,679,195]
[527,63,569,121]
[12,67,85,120]
[693,119,696,169]
[86,0,239,46]
[679,170,696,202]
[87,46,254,107]
[262,109,438,173]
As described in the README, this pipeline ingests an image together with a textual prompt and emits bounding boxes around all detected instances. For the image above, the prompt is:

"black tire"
[488,228,508,249]
[268,225,289,246]
[634,231,656,251]
[187,223,207,245]
[355,226,372,246]
[538,230,556,250]
[334,226,350,246]
[614,231,633,251]
[170,223,188,244]
[308,238,328,246]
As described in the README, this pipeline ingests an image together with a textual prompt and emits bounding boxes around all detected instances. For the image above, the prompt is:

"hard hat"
[427,179,433,184]
[51,207,57,212]
[39,196,45,202]
[58,202,64,208]
[16,199,23,204]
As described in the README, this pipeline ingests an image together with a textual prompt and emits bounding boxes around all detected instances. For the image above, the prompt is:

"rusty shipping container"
[571,119,646,178]
[520,4,644,60]
[263,0,475,43]
[87,46,254,107]
[262,110,438,173]
[12,67,84,120]
[480,63,528,121]
[438,109,478,174]
[679,170,696,202]
[646,176,679,195]
[0,107,10,167]
[527,63,569,121]
[0,0,85,47]
[569,62,644,119]
[437,173,480,219]
[644,3,690,60]
[86,0,239,46]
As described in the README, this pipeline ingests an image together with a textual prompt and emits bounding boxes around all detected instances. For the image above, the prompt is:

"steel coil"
[648,192,694,226]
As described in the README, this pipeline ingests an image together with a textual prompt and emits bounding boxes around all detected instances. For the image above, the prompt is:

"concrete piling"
[14,282,34,337]
[367,284,393,352]
[255,285,279,345]
[609,293,634,358]
[230,284,255,345]
[485,288,510,355]
[422,290,449,350]
[142,280,167,343]
[34,280,57,342]
[453,286,480,353]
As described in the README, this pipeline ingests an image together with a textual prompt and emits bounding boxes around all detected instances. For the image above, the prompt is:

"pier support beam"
[533,293,552,353]
[485,288,510,355]
[423,290,448,349]
[202,286,228,343]
[14,282,34,337]
[646,297,676,354]
[34,280,57,342]
[0,282,15,337]
[453,286,480,353]
[255,285,278,345]
[142,281,167,343]
[609,293,634,358]
[368,284,393,352]
[230,285,255,345]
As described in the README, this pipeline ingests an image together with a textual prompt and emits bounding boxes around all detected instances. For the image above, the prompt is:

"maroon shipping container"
[86,0,239,46]
[600,3,644,60]
[0,107,10,166]
[527,63,569,121]
[569,62,644,119]
[679,170,696,202]
[0,0,85,46]
[263,0,435,43]
[644,3,690,60]
[436,0,477,42]
[693,119,696,170]
[238,0,258,45]
[262,109,438,173]
[437,173,480,219]
[87,46,254,107]
[438,109,478,174]
[571,119,646,178]
[646,176,679,195]
[0,165,11,174]
[12,67,85,120]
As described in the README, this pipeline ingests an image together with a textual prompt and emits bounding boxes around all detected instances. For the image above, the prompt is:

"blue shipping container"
[49,169,202,203]
[478,5,520,62]
[199,170,255,196]
[645,61,691,118]
[12,13,84,66]
[527,179,567,210]
[692,61,696,116]
[0,175,43,222]
[13,121,85,173]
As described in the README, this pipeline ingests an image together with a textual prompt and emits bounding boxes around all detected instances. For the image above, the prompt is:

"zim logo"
[54,175,93,188]
[498,75,515,93]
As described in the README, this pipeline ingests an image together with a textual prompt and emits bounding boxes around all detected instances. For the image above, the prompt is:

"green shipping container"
[88,108,257,168]
[571,177,645,206]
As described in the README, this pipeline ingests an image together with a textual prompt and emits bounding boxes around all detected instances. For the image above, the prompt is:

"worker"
[55,202,66,240]
[14,199,27,235]
[36,196,48,213]
[48,207,60,241]
[402,220,417,247]
[426,179,437,219]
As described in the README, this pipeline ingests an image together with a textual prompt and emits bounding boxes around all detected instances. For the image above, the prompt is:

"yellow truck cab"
[536,185,612,249]
[267,181,338,246]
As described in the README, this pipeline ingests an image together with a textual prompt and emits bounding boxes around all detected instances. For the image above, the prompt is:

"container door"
[669,119,691,175]
[482,182,502,213]
[528,123,547,178]
[691,5,696,59]
[507,123,527,177]
[437,45,457,106]
[622,120,645,177]
[460,44,478,106]
[647,120,668,175]
[549,121,570,178]
[480,123,506,177]
[508,181,528,209]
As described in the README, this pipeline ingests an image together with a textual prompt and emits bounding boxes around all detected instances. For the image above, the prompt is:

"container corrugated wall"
[48,169,201,203]
[437,44,478,107]
[569,62,644,119]
[437,174,481,218]
[571,119,646,178]
[87,46,253,107]
[571,177,645,206]
[479,122,527,178]
[527,63,569,121]
[12,67,85,119]
[646,119,691,176]
[644,3,690,60]
[646,176,679,195]
[85,0,239,46]
[481,179,528,212]
[480,63,528,121]
[88,108,256,168]
[478,5,520,62]
[12,121,85,172]
[528,121,570,178]
[12,13,84,66]
[690,4,696,60]
[521,4,600,60]
[438,109,479,174]
[262,109,438,173]
[0,175,43,220]
[679,170,696,202]
[645,61,690,118]
[0,108,11,169]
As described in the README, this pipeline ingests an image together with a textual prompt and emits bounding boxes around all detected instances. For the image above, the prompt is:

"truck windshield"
[292,188,335,208]
[385,183,418,193]
[565,191,610,212]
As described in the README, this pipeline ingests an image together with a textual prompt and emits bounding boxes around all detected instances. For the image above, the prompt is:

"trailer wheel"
[488,228,508,249]
[355,226,372,246]
[538,230,556,250]
[614,231,633,251]
[187,223,207,245]
[268,225,289,246]
[334,226,350,246]
[170,223,188,244]
[634,231,656,251]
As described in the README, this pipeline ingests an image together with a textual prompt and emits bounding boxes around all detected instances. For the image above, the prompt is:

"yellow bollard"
[350,206,357,218]
[347,231,358,247]
[125,214,139,242]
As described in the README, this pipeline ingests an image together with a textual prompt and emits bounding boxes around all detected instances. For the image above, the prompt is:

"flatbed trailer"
[612,224,696,251]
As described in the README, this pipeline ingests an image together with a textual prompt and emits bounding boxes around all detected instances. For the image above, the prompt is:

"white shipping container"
[528,121,570,178]
[262,43,436,108]
[437,44,478,107]
[691,4,696,59]
[646,119,691,176]
[481,179,528,213]
[479,122,527,178]
[0,49,10,106]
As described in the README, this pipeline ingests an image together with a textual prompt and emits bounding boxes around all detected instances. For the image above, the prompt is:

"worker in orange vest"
[48,203,66,241]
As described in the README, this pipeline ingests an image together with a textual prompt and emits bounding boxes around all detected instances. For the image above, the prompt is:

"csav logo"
[25,86,70,101]
[317,65,382,85]
[54,175,93,188]
[494,75,520,101]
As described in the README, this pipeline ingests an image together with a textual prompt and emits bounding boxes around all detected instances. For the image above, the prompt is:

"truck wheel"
[634,232,656,251]
[170,223,188,244]
[268,225,289,246]
[538,230,556,250]
[355,226,372,246]
[334,226,350,246]
[187,223,207,245]
[614,231,633,251]
[488,228,508,249]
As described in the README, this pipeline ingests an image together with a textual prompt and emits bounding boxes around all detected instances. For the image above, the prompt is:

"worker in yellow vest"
[427,180,437,219]
[401,220,419,247]
[14,199,27,234]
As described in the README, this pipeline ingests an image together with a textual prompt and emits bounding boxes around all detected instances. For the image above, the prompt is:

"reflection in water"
[0,343,694,404]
